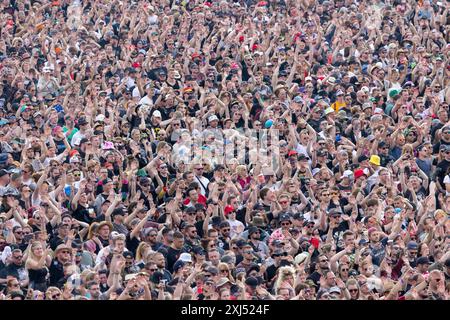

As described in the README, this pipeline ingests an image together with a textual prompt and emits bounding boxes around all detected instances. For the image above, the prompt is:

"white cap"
[324,107,334,115]
[312,168,321,176]
[178,252,192,263]
[340,170,353,179]
[305,76,313,82]
[294,252,309,265]
[361,86,370,93]
[95,114,105,122]
[208,115,219,122]
[153,110,162,118]
[70,156,80,163]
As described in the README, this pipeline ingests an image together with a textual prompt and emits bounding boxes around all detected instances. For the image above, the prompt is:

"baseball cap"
[279,214,291,222]
[152,110,162,118]
[407,241,418,250]
[340,170,353,180]
[245,277,259,288]
[416,256,430,265]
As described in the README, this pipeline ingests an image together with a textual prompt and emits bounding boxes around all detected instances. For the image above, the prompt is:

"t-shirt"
[166,247,182,273]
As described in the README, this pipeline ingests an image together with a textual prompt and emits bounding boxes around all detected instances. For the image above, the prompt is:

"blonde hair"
[236,165,247,176]
[87,222,99,240]
[25,241,45,270]
[401,143,414,155]
[136,242,151,262]
[274,266,296,295]
[217,262,235,283]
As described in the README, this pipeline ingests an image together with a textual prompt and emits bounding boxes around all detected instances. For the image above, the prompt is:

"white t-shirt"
[444,175,450,196]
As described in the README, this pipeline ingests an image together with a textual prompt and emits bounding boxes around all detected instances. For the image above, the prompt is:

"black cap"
[184,207,196,214]
[245,276,259,288]
[192,246,206,256]
[378,141,387,148]
[358,155,369,162]
[236,239,248,248]
[123,251,134,259]
[194,203,206,211]
[248,226,260,235]
[416,256,431,265]
[298,154,310,161]
[0,169,9,178]
[303,220,315,227]
[293,213,304,220]
[279,214,291,222]
[246,263,260,275]
[211,216,221,225]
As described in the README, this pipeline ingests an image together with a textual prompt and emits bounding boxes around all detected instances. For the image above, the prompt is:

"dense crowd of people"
[0,0,449,301]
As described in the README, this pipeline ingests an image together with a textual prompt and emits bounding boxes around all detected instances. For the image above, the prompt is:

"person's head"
[429,270,443,290]
[97,222,112,239]
[207,249,220,266]
[317,254,330,272]
[219,221,231,238]
[55,244,72,263]
[111,233,126,252]
[10,249,23,266]
[86,281,101,300]
[218,287,231,300]
[45,287,62,300]
[346,278,360,300]
[172,231,184,250]
[12,226,24,242]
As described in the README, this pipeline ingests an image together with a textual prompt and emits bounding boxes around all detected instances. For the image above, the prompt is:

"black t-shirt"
[166,247,182,273]
[49,259,64,287]
[319,221,350,252]
[126,233,141,256]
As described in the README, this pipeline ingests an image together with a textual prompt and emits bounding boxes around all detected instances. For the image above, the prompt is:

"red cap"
[69,149,79,158]
[251,44,258,52]
[224,205,235,215]
[288,150,298,157]
[132,62,141,68]
[239,36,245,43]
[191,53,201,59]
[354,169,365,180]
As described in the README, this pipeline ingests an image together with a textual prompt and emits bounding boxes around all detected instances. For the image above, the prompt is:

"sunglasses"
[281,222,291,226]
[273,252,289,257]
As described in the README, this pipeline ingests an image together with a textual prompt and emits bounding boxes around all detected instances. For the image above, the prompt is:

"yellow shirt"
[332,101,346,112]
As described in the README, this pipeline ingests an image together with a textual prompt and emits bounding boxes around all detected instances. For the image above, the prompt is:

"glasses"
[220,269,229,274]
[61,250,71,254]
[273,252,289,257]
[279,200,289,204]
[244,250,254,254]
[348,288,358,293]
[13,255,23,259]
[221,228,230,232]
[52,293,61,299]
[15,231,23,234]
[281,222,291,226]
[195,167,203,171]
[341,268,349,272]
